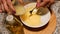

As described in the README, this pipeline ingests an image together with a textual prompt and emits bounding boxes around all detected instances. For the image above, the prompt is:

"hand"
[0,0,54,13]
[1,0,14,13]
[36,0,55,8]
[1,0,24,14]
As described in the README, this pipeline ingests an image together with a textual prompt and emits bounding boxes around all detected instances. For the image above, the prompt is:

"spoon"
[30,5,49,16]
[29,0,41,16]
[30,7,48,15]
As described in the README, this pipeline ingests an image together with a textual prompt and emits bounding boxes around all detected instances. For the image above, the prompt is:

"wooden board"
[23,11,56,34]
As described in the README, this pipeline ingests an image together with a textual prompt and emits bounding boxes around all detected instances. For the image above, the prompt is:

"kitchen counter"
[51,1,60,34]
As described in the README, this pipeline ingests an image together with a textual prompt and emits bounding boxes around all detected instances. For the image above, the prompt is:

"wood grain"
[23,11,56,34]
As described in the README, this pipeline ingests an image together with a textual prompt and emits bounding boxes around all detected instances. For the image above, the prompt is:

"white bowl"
[21,2,51,28]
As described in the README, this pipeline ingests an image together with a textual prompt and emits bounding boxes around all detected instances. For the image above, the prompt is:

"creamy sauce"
[21,14,41,26]
[20,3,41,26]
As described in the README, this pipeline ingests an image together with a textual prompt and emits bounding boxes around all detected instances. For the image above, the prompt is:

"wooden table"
[23,11,56,34]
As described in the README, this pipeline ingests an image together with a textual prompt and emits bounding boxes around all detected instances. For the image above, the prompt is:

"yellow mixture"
[21,14,41,26]
[20,9,41,26]
[20,3,41,26]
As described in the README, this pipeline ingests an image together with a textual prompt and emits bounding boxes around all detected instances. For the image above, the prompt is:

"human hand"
[1,0,16,14]
[36,0,55,8]
[1,0,25,14]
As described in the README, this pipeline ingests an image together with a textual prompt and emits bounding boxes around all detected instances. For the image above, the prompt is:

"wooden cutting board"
[23,11,56,34]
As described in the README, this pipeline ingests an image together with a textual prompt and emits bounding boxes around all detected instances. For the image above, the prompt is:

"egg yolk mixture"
[21,13,41,26]
[25,14,41,26]
[20,4,41,26]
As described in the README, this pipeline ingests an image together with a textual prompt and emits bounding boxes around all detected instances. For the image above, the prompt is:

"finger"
[36,0,41,8]
[1,3,5,11]
[40,0,50,7]
[6,0,16,14]
[0,0,1,4]
[2,0,10,13]
[0,5,2,13]
[1,4,4,11]
[0,0,2,13]
[6,0,15,11]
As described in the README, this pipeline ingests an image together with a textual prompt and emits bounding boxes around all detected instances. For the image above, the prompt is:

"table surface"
[51,1,60,34]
